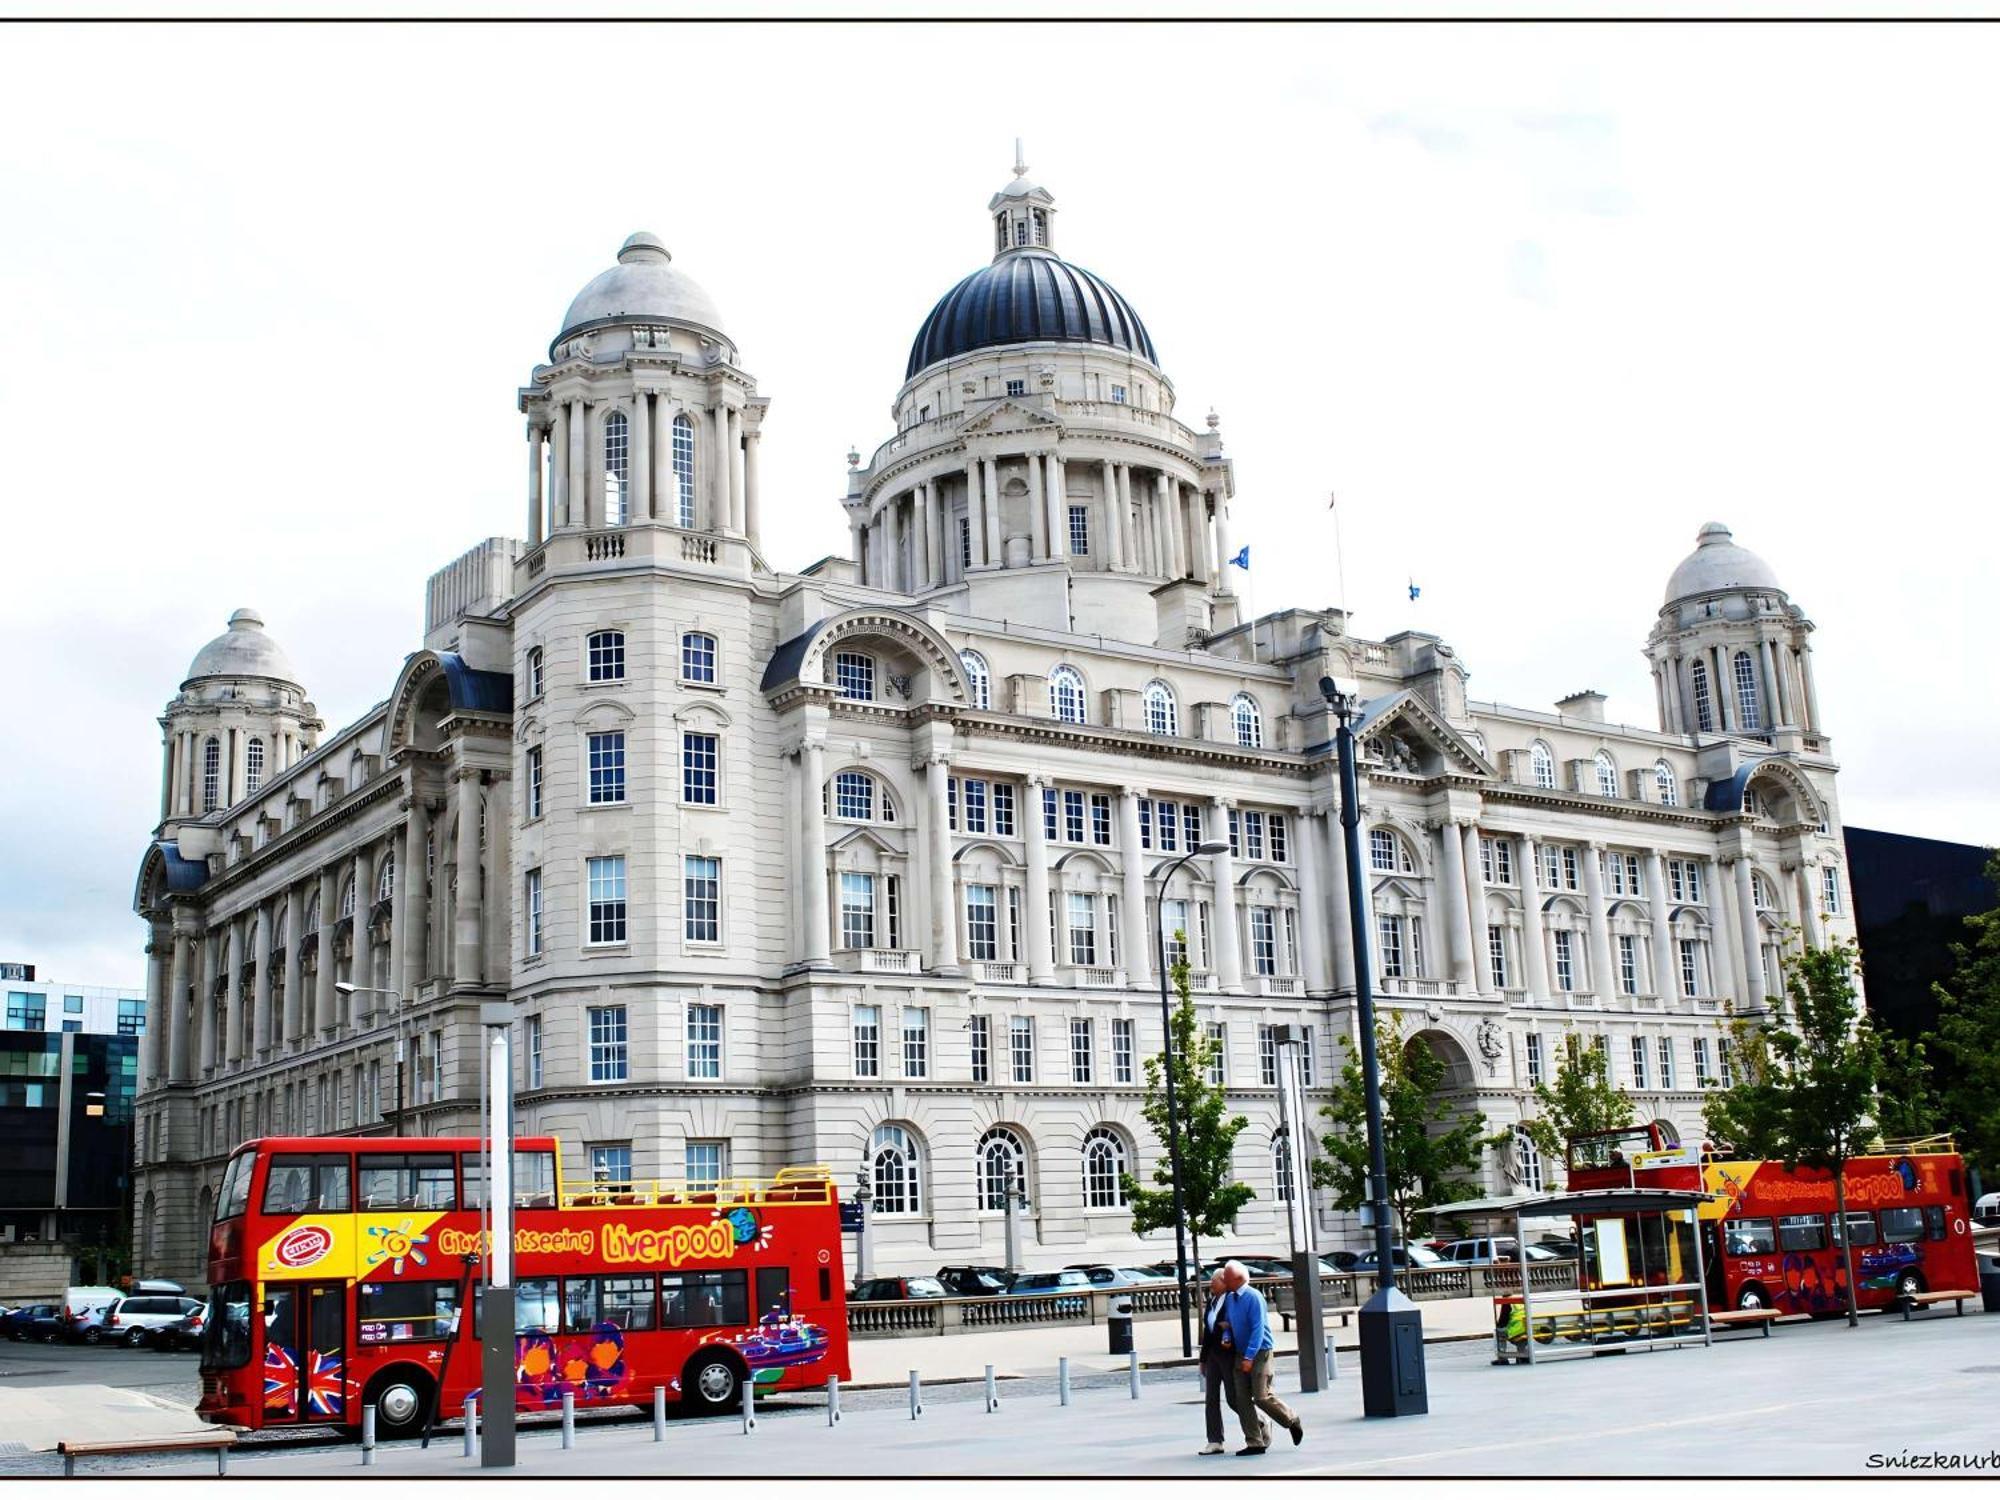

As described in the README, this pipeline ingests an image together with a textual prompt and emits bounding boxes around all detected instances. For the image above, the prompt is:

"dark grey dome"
[907,251,1157,380]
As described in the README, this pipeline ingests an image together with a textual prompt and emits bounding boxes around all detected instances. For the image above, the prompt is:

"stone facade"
[131,161,1856,1288]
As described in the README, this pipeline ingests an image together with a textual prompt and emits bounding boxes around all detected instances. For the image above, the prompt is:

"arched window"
[245,738,266,796]
[1082,1127,1128,1209]
[1529,741,1556,790]
[1752,871,1777,910]
[201,736,222,812]
[960,650,991,711]
[1733,651,1760,730]
[304,891,321,932]
[827,770,895,823]
[833,650,874,702]
[339,877,356,921]
[1143,681,1179,737]
[1654,761,1679,807]
[1231,693,1263,749]
[976,1126,1027,1212]
[1049,666,1086,724]
[1594,751,1617,798]
[871,1124,923,1216]
[672,414,697,529]
[1514,1126,1544,1192]
[602,410,630,526]
[1691,660,1715,733]
[524,645,545,700]
[587,630,626,683]
[681,631,717,684]
[1272,1131,1294,1204]
[376,852,395,904]
[1369,827,1414,874]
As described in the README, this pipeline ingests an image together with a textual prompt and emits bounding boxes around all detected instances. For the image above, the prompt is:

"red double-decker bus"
[1566,1122,1978,1316]
[198,1136,850,1438]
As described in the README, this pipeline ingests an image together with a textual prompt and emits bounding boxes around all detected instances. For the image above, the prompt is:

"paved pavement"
[127,1306,1999,1477]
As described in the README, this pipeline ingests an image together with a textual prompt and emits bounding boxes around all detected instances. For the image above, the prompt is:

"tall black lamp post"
[336,982,409,1128]
[1153,838,1232,1359]
[1322,678,1428,1417]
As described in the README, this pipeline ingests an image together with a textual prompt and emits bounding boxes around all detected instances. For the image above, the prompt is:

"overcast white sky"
[3,22,1995,988]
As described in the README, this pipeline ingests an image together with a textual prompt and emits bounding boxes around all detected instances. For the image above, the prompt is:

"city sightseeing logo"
[273,1225,333,1270]
[365,1219,432,1276]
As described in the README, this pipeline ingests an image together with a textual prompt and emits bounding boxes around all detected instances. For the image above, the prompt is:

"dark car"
[1,1303,59,1341]
[1322,1251,1361,1273]
[936,1266,1013,1297]
[1348,1244,1447,1273]
[1535,1237,1582,1261]
[154,1302,208,1352]
[849,1276,947,1302]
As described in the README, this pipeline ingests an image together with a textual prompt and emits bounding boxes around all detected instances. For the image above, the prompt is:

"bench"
[58,1432,236,1477]
[1277,1305,1356,1334]
[1707,1307,1782,1338]
[1900,1289,1976,1321]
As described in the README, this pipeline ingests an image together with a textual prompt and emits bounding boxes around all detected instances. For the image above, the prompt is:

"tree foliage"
[1928,852,2000,1180]
[1123,943,1255,1244]
[1519,1032,1635,1171]
[1312,1012,1490,1243]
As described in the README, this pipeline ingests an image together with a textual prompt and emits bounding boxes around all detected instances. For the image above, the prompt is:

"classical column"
[981,458,1002,561]
[1731,857,1763,1002]
[141,934,167,1090]
[1713,647,1736,733]
[1320,807,1355,992]
[1517,839,1552,1000]
[552,402,572,528]
[1461,822,1490,993]
[402,801,429,996]
[631,394,652,524]
[924,483,944,587]
[1186,487,1212,583]
[1704,858,1737,1001]
[223,920,244,1065]
[924,754,960,973]
[711,405,731,533]
[279,886,300,1044]
[1027,451,1048,560]
[454,770,484,985]
[1209,798,1244,992]
[228,728,248,809]
[1793,858,1823,949]
[1046,453,1068,560]
[743,427,763,549]
[849,513,866,581]
[1434,821,1477,990]
[251,901,272,1058]
[1644,850,1677,1000]
[314,866,338,1032]
[1022,774,1055,983]
[964,462,986,568]
[526,422,545,545]
[1099,461,1123,571]
[197,929,218,1074]
[1117,788,1151,989]
[167,925,193,1084]
[1150,473,1175,578]
[800,738,831,963]
[1117,465,1138,572]
[1580,842,1616,999]
[908,488,928,592]
[727,406,746,535]
[1296,808,1329,991]
[567,399,587,530]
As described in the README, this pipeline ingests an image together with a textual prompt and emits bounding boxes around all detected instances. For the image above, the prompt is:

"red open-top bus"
[199,1135,850,1438]
[1566,1121,1978,1316]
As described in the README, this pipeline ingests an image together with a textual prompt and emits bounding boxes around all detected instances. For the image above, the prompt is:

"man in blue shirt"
[1220,1260,1304,1455]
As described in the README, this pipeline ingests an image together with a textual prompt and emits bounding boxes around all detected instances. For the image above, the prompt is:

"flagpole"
[1329,490,1348,612]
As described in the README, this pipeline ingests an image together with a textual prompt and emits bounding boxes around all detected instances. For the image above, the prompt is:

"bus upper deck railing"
[549,1166,836,1210]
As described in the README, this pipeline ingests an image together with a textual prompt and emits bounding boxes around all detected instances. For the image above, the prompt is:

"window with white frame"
[587,730,626,804]
[959,650,991,710]
[671,414,697,528]
[1068,505,1090,556]
[586,855,627,945]
[683,855,720,943]
[588,1142,633,1190]
[1161,898,1191,970]
[245,737,265,795]
[959,517,971,570]
[1618,934,1640,995]
[587,1004,628,1082]
[1525,1031,1544,1085]
[587,630,625,683]
[1734,651,1761,729]
[1009,1015,1035,1082]
[377,852,396,904]
[1655,762,1679,806]
[1082,1127,1127,1208]
[977,1127,1026,1211]
[852,1005,881,1078]
[681,631,717,684]
[1595,752,1618,797]
[1090,793,1112,845]
[1680,938,1701,997]
[966,885,998,962]
[1250,907,1278,977]
[1530,742,1556,789]
[834,650,874,702]
[523,1014,542,1088]
[1257,1025,1279,1086]
[525,645,545,700]
[901,1007,928,1078]
[1070,1018,1094,1082]
[202,736,221,812]
[1821,866,1841,914]
[684,1140,727,1190]
[832,770,878,822]
[1693,1035,1713,1086]
[1048,665,1087,723]
[871,1124,922,1215]
[1489,925,1510,988]
[603,410,630,525]
[1514,1127,1544,1191]
[682,731,719,805]
[969,1014,990,1083]
[839,873,875,950]
[1378,913,1406,978]
[1005,377,1026,397]
[1112,1017,1134,1083]
[1205,1021,1227,1085]
[1553,929,1576,992]
[685,1003,721,1079]
[1068,893,1098,966]
[1658,1036,1676,1089]
[1630,1035,1649,1089]
[1480,835,1515,885]
[525,744,544,818]
[525,867,543,957]
[1668,858,1705,904]
[1272,1131,1294,1203]
[1691,660,1715,733]
[1143,681,1179,736]
[1605,851,1644,896]
[1718,1038,1736,1088]
[1231,693,1262,748]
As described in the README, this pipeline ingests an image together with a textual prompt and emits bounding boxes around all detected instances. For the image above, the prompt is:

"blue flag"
[1408,580,1421,601]
[1230,546,1250,570]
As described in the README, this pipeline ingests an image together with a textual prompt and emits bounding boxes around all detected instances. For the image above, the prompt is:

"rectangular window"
[1270,815,1288,864]
[1090,793,1112,846]
[1009,1016,1035,1083]
[1378,914,1405,978]
[1229,809,1242,857]
[992,782,1015,837]
[357,1280,458,1345]
[960,517,971,570]
[587,1005,628,1083]
[1243,811,1266,861]
[1161,899,1190,969]
[839,872,875,950]
[682,731,719,805]
[963,778,988,833]
[1137,797,1154,850]
[1182,804,1203,849]
[1724,1219,1777,1257]
[1488,925,1510,988]
[525,868,544,957]
[1063,790,1085,844]
[117,998,145,1035]
[683,855,721,943]
[1007,886,1021,964]
[1258,1025,1278,1087]
[662,1266,744,1328]
[966,884,998,962]
[1526,1032,1544,1086]
[1553,930,1575,992]
[1068,505,1089,555]
[681,632,717,683]
[357,1152,457,1211]
[1070,1018,1093,1083]
[1250,907,1277,976]
[1719,1039,1736,1088]
[586,855,627,944]
[970,1014,990,1083]
[1657,1036,1676,1089]
[1157,799,1180,853]
[587,1144,633,1191]
[1042,786,1058,840]
[1630,1036,1649,1089]
[526,1015,543,1089]
[1777,1214,1828,1252]
[1110,383,1127,403]
[1693,1035,1712,1085]
[1006,377,1026,397]
[902,1007,928,1078]
[526,744,544,818]
[1112,1017,1134,1084]
[1618,934,1639,995]
[1562,847,1579,890]
[683,1142,728,1192]
[1822,866,1841,914]
[852,1005,881,1078]
[1067,892,1097,966]
[885,874,902,949]
[1680,940,1700,998]
[1205,1021,1227,1086]
[834,651,874,702]
[686,1004,721,1080]
[587,630,625,682]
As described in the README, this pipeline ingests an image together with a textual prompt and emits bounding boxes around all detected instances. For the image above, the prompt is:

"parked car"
[849,1276,946,1302]
[127,1278,188,1298]
[1065,1264,1170,1288]
[1347,1244,1447,1273]
[1974,1191,2000,1228]
[1535,1237,1582,1261]
[58,1285,123,1343]
[1321,1251,1361,1273]
[935,1265,1013,1297]
[1,1303,59,1341]
[102,1296,205,1348]
[1003,1269,1094,1297]
[18,1306,70,1343]
[154,1302,208,1353]
[1437,1237,1560,1267]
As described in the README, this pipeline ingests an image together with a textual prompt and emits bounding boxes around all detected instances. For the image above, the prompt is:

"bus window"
[262,1154,351,1214]
[358,1281,458,1344]
[756,1267,791,1319]
[514,1278,559,1333]
[515,1151,557,1209]
[597,1276,657,1331]
[1881,1206,1924,1243]
[562,1278,599,1333]
[1924,1205,1947,1241]
[1724,1218,1776,1256]
[1777,1214,1828,1252]
[663,1270,747,1328]
[203,1281,254,1370]
[358,1154,457,1211]
[217,1153,256,1221]
[1831,1212,1878,1247]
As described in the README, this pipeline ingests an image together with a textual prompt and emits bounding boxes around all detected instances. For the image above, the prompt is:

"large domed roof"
[185,609,300,686]
[1664,522,1784,604]
[555,232,725,351]
[906,250,1157,380]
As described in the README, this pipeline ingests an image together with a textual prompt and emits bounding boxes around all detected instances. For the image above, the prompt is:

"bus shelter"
[1424,1188,1716,1366]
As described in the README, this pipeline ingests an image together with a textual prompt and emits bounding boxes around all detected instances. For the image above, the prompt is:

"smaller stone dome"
[185,609,300,686]
[1664,522,1783,605]
[554,231,726,351]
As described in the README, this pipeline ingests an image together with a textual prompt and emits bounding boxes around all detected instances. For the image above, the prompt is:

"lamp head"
[1194,839,1231,855]
[334,981,356,995]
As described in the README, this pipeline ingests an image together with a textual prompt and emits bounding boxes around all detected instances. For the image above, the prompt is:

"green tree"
[1311,1013,1490,1243]
[1929,852,2000,1185]
[1123,941,1254,1265]
[1872,1033,1941,1145]
[1701,1004,1790,1161]
[1519,1032,1635,1175]
[1705,940,1883,1326]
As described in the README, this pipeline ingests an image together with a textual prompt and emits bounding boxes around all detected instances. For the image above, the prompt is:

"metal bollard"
[1058,1355,1071,1406]
[908,1368,923,1419]
[826,1374,841,1426]
[1325,1333,1338,1384]
[1128,1347,1141,1399]
[984,1363,999,1413]
[654,1386,666,1443]
[560,1390,575,1449]
[742,1371,757,1434]
[361,1404,376,1466]
[463,1396,478,1458]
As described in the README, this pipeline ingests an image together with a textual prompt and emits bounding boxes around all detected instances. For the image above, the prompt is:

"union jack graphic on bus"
[262,1343,300,1417]
[304,1349,346,1419]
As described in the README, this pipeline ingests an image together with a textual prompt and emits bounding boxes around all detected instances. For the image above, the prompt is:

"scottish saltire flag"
[1230,546,1250,570]
[1408,580,1421,601]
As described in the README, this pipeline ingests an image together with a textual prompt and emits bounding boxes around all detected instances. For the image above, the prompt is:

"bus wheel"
[1895,1271,1925,1302]
[1736,1285,1768,1311]
[682,1352,741,1415]
[364,1368,435,1440]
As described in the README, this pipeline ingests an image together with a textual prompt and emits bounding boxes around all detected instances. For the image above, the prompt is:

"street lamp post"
[335,983,410,1129]
[1272,1026,1328,1391]
[1153,838,1232,1359]
[1321,679,1428,1417]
